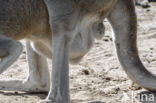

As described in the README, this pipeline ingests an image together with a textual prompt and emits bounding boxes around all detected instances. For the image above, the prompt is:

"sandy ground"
[0,3,156,103]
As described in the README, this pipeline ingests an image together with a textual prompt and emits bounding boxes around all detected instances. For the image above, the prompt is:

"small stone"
[103,38,109,42]
[14,91,19,94]
[82,69,90,75]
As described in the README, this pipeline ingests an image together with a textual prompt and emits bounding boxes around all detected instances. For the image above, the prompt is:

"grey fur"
[0,0,154,103]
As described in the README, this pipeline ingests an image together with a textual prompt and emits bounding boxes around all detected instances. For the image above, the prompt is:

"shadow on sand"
[0,90,47,99]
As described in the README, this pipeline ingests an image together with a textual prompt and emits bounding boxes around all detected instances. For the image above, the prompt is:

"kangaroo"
[0,0,155,103]
[0,0,105,102]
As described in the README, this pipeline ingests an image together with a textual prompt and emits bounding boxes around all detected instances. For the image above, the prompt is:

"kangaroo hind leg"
[0,35,23,74]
